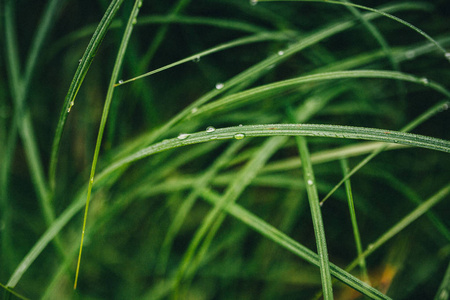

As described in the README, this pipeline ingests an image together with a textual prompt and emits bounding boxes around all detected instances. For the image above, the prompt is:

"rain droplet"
[277,50,284,56]
[138,0,143,8]
[250,0,257,5]
[234,133,245,140]
[420,77,429,85]
[191,107,198,114]
[70,100,74,106]
[307,179,314,186]
[132,18,137,25]
[367,244,374,250]
[90,178,94,184]
[440,103,449,111]
[177,133,190,140]
[118,80,124,84]
[192,55,200,63]
[206,126,216,133]
[238,124,243,127]
[445,52,450,62]
[78,59,82,65]
[215,83,224,90]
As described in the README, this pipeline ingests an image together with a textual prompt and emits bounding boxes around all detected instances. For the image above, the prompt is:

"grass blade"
[73,0,142,289]
[296,136,333,299]
[49,0,125,189]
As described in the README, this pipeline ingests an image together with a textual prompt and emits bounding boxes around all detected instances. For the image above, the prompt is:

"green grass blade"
[296,136,333,299]
[192,70,450,117]
[115,32,292,86]
[73,0,142,289]
[340,158,370,283]
[347,183,450,272]
[49,0,125,189]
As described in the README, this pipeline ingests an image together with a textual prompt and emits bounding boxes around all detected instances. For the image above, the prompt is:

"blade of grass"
[49,0,125,189]
[296,136,333,299]
[346,182,450,272]
[191,70,450,117]
[73,0,142,289]
[340,158,370,284]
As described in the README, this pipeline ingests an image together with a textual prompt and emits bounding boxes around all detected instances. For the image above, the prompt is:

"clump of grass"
[1,0,449,299]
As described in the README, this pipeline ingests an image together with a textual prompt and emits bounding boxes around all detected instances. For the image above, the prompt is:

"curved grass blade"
[101,124,450,179]
[73,0,142,290]
[191,70,450,117]
[49,0,125,189]
[114,31,293,86]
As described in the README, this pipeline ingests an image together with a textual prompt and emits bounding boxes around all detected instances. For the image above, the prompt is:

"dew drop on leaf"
[177,133,190,140]
[234,133,245,140]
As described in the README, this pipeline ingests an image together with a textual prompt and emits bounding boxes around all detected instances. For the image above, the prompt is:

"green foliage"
[1,0,449,299]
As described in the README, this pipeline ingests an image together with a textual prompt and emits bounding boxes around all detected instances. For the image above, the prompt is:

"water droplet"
[215,83,224,90]
[191,107,198,114]
[90,178,94,184]
[277,50,284,56]
[206,126,216,133]
[192,55,200,63]
[250,0,257,5]
[307,179,314,186]
[445,52,450,62]
[78,59,82,65]
[177,133,190,140]
[238,124,243,127]
[367,244,374,250]
[67,108,71,113]
[405,50,415,60]
[70,100,74,106]
[234,133,245,140]
[393,140,399,143]
[118,80,124,84]
[138,0,143,8]
[132,18,137,25]
[420,77,429,85]
[440,103,449,111]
